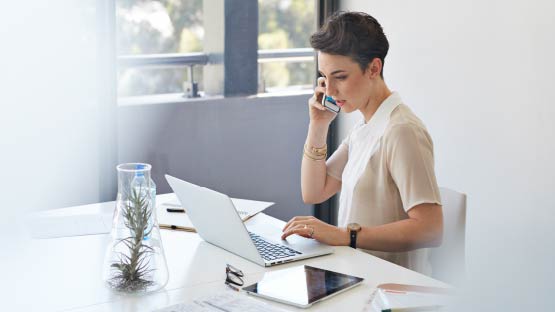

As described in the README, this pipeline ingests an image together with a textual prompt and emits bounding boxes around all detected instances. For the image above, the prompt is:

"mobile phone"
[322,94,340,113]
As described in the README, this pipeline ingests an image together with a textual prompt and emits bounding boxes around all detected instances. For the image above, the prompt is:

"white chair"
[429,187,467,285]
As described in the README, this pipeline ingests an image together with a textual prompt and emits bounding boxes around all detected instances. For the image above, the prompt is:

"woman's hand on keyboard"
[281,216,350,246]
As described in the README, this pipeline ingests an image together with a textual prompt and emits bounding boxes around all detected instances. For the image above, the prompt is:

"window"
[116,0,315,99]
[258,0,316,93]
[116,0,204,97]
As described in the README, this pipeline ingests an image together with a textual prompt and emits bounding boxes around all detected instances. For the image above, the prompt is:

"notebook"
[363,283,455,312]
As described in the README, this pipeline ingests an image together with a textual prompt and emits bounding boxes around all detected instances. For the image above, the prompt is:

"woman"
[281,11,443,274]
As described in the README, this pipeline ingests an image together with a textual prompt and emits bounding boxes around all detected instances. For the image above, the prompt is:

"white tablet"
[243,265,364,308]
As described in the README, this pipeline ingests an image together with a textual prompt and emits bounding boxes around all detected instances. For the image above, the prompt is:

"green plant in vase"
[108,186,155,292]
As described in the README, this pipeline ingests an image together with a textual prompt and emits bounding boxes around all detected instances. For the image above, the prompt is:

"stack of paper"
[154,291,286,312]
[27,201,114,238]
[363,284,454,312]
[156,193,274,232]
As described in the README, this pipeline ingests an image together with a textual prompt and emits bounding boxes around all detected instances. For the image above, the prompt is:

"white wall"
[340,1,555,310]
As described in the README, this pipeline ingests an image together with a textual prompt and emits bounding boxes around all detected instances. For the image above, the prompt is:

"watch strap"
[349,229,357,248]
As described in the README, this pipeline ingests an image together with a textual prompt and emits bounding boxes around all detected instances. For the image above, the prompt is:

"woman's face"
[317,52,372,114]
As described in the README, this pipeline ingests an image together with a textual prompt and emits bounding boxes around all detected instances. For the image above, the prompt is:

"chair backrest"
[429,187,467,285]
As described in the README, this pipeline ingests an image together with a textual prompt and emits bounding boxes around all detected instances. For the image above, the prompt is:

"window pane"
[258,0,315,91]
[117,0,203,55]
[118,65,203,97]
[116,0,204,97]
[260,61,315,92]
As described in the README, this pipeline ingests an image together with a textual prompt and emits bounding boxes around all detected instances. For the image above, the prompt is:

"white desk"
[16,195,449,311]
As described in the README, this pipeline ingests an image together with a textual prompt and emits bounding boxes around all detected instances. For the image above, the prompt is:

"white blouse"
[327,92,442,275]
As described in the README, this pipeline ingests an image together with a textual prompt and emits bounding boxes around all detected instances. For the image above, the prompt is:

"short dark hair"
[310,11,389,77]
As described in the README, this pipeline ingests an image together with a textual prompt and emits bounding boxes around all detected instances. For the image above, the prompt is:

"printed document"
[154,291,286,312]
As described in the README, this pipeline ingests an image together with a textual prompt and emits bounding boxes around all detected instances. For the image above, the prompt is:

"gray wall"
[118,94,313,221]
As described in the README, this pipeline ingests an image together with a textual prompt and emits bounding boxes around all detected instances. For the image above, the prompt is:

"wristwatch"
[347,223,362,249]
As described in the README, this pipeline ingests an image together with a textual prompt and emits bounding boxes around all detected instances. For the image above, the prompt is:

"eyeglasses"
[225,263,244,287]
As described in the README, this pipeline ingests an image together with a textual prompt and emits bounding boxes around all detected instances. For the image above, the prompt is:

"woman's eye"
[335,76,347,80]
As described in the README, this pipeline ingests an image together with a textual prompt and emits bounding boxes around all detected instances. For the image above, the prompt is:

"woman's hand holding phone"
[308,77,337,126]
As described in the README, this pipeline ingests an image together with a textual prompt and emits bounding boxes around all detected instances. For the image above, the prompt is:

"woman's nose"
[325,82,337,97]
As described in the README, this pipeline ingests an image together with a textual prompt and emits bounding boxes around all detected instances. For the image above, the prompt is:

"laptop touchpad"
[247,223,313,246]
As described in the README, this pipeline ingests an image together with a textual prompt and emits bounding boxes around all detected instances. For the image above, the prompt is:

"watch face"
[348,223,361,232]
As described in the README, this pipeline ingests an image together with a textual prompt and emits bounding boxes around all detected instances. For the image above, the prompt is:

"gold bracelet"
[305,144,327,155]
[303,150,326,161]
[304,144,327,158]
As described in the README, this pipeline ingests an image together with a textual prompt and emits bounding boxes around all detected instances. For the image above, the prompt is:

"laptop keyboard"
[248,232,302,261]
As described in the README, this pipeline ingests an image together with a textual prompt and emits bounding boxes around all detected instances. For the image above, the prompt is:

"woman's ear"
[366,58,382,79]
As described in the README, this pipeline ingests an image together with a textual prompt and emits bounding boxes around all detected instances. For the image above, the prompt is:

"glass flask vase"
[103,163,169,294]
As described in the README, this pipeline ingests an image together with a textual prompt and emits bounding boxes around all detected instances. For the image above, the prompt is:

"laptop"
[165,174,334,267]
